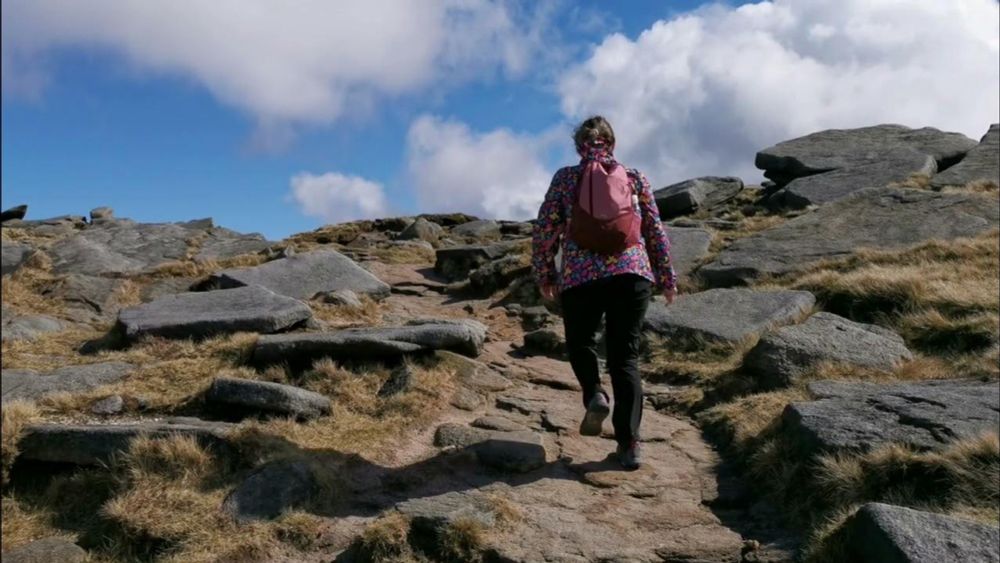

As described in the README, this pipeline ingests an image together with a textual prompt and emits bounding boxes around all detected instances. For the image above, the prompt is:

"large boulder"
[2,362,134,404]
[744,312,912,389]
[117,286,312,342]
[434,241,524,281]
[396,217,443,243]
[17,418,235,465]
[783,380,1000,456]
[208,249,390,301]
[699,187,1000,287]
[755,124,977,184]
[840,503,1000,563]
[253,320,488,369]
[644,289,815,343]
[47,221,206,275]
[664,226,712,280]
[779,149,936,209]
[222,459,318,523]
[194,227,274,262]
[468,255,530,294]
[931,123,1000,190]
[654,176,744,218]
[451,219,501,240]
[1,242,33,276]
[204,377,330,420]
[2,537,87,563]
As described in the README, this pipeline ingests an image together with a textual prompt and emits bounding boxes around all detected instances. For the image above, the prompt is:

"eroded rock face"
[931,123,1000,189]
[744,312,912,389]
[205,377,331,420]
[208,249,390,300]
[644,288,815,343]
[2,362,134,404]
[47,221,202,275]
[699,187,1000,287]
[840,503,1000,563]
[654,176,744,218]
[17,418,235,465]
[434,241,524,281]
[117,286,312,342]
[783,380,1000,456]
[252,320,489,368]
[779,149,936,208]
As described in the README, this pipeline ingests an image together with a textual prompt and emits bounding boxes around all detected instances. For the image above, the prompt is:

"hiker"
[530,116,677,470]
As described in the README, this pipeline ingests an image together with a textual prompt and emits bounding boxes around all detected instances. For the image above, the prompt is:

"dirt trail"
[341,262,788,562]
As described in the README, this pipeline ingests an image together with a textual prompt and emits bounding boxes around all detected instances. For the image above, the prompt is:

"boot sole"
[579,403,610,436]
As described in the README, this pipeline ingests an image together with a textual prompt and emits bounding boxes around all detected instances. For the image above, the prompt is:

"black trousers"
[561,274,652,446]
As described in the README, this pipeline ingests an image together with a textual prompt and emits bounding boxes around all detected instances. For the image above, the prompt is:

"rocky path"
[328,262,782,562]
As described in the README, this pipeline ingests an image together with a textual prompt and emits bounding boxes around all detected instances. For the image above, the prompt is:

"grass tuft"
[1,401,40,486]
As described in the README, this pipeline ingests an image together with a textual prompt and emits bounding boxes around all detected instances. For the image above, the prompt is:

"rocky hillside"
[1,123,998,563]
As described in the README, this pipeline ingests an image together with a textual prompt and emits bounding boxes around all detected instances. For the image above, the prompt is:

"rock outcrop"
[930,123,1000,189]
[2,362,134,404]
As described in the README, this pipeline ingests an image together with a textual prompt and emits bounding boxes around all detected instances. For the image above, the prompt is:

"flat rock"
[434,423,547,472]
[222,459,318,523]
[253,320,488,368]
[644,288,815,343]
[117,286,312,342]
[744,312,912,389]
[18,418,235,465]
[205,376,331,420]
[2,537,87,563]
[756,124,977,182]
[449,387,482,410]
[781,149,936,208]
[664,226,712,280]
[2,362,134,404]
[396,491,498,555]
[783,380,1000,456]
[523,328,565,356]
[841,503,1000,563]
[654,176,744,218]
[434,350,512,392]
[1,242,33,276]
[699,187,1000,286]
[472,416,529,432]
[208,249,390,300]
[931,123,1000,189]
[1,314,65,342]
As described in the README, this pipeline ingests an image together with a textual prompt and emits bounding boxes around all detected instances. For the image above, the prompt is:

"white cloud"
[289,172,388,223]
[1,0,549,129]
[406,115,556,220]
[558,0,1000,187]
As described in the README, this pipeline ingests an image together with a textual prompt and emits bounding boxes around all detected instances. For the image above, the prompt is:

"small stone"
[321,289,363,308]
[378,364,415,398]
[471,416,528,432]
[90,395,125,415]
[450,387,482,411]
[222,460,318,523]
[522,329,566,356]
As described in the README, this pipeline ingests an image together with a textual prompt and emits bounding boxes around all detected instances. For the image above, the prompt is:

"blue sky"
[3,1,998,240]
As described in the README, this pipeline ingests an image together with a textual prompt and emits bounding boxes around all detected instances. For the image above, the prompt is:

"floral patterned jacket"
[531,150,676,294]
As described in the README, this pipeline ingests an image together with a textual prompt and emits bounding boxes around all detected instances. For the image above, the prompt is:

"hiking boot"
[617,440,642,471]
[579,392,610,436]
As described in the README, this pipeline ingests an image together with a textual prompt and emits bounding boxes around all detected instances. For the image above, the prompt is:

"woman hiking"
[531,116,677,471]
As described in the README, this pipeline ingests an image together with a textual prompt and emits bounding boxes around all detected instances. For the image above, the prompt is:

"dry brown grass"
[943,179,1000,194]
[356,512,414,563]
[644,334,758,385]
[149,253,269,280]
[887,172,933,190]
[370,244,436,265]
[1,401,41,485]
[310,295,384,328]
[698,389,807,454]
[232,360,457,463]
[1,496,73,551]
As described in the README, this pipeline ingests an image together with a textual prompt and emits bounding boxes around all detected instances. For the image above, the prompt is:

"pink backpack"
[569,160,641,254]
